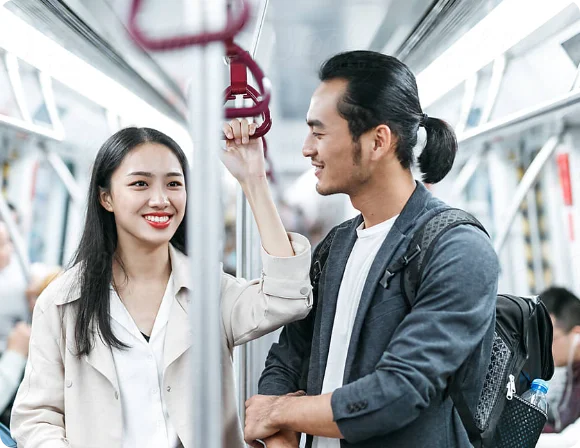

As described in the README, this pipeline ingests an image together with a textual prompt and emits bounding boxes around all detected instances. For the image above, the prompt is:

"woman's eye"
[168,181,183,187]
[131,181,147,187]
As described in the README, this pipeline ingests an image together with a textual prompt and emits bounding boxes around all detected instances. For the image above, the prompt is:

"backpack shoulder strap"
[382,207,489,305]
[389,207,488,446]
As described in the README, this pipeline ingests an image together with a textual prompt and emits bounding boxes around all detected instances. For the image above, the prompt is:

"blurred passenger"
[248,51,499,448]
[540,287,580,433]
[24,263,62,313]
[0,218,30,426]
[0,222,28,352]
[0,322,29,422]
[11,125,312,448]
[0,264,60,427]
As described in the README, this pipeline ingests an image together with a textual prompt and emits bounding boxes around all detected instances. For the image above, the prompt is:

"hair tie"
[420,113,429,127]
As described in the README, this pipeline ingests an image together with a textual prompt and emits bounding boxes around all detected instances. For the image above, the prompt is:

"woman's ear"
[99,189,113,212]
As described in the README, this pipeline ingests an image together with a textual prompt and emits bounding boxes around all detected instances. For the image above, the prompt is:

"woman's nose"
[149,190,170,208]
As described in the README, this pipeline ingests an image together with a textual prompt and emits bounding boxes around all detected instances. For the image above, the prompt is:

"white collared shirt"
[314,216,398,448]
[109,274,179,448]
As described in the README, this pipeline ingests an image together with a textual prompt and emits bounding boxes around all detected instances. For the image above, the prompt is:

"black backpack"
[311,208,555,448]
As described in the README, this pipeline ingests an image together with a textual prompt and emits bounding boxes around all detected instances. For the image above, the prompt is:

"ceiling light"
[417,0,575,108]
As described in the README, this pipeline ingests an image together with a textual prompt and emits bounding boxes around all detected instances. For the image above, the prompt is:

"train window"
[28,157,68,265]
[18,60,52,129]
[51,79,111,152]
[0,51,23,121]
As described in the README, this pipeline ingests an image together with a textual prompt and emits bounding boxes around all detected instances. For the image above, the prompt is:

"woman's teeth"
[145,215,170,223]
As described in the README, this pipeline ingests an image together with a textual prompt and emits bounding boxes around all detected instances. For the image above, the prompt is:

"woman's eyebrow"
[127,171,152,177]
[126,171,184,177]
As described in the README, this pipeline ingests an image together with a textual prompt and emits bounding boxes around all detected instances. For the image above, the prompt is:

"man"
[244,51,499,447]
[540,287,580,434]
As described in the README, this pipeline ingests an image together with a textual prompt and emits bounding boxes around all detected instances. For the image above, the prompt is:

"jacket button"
[65,380,73,388]
[347,404,355,413]
[114,391,119,400]
[166,386,171,392]
[300,287,310,296]
[361,400,368,409]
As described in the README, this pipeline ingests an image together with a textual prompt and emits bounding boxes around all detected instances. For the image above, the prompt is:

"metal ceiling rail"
[458,88,580,147]
[480,55,507,124]
[44,150,84,205]
[0,114,63,141]
[451,144,488,202]
[0,194,30,281]
[0,49,64,141]
[450,55,506,200]
[5,52,32,123]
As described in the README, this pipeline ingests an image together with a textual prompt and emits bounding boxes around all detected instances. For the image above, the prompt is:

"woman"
[11,120,313,448]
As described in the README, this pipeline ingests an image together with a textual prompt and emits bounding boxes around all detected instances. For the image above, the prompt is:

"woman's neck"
[113,239,171,286]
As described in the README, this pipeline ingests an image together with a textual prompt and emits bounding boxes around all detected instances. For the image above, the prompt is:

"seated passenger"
[540,287,580,433]
[11,124,313,448]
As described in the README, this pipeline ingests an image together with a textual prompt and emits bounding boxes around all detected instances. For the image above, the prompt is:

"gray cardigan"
[259,182,499,447]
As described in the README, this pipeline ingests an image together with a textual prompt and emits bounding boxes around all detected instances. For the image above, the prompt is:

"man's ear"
[99,189,113,212]
[372,124,394,159]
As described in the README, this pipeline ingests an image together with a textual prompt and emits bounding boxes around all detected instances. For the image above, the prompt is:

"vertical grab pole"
[187,0,226,447]
[236,0,271,423]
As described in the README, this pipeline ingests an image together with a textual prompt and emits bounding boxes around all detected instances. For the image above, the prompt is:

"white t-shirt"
[314,215,398,448]
[110,274,180,448]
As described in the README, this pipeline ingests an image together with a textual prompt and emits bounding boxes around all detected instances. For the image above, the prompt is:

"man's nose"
[302,136,317,158]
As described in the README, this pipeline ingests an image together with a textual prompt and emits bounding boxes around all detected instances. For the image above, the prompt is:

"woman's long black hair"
[319,51,457,184]
[72,127,188,357]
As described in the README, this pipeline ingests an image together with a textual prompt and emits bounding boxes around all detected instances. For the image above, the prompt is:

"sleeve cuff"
[260,232,312,300]
[330,376,398,443]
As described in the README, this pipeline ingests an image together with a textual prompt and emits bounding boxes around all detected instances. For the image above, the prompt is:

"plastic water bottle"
[521,379,549,413]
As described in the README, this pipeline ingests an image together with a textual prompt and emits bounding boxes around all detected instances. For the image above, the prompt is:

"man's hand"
[244,395,283,443]
[7,321,31,357]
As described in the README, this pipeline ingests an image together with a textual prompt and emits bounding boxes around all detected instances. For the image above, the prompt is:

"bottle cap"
[531,379,549,394]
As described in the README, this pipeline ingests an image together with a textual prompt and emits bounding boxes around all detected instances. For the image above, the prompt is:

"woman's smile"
[143,212,173,229]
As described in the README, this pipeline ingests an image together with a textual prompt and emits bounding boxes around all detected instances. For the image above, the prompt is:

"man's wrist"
[271,395,292,429]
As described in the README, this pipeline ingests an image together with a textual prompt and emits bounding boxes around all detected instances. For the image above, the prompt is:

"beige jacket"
[11,233,312,448]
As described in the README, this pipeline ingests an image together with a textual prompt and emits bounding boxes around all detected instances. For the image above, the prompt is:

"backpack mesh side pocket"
[494,395,547,448]
[475,332,512,431]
